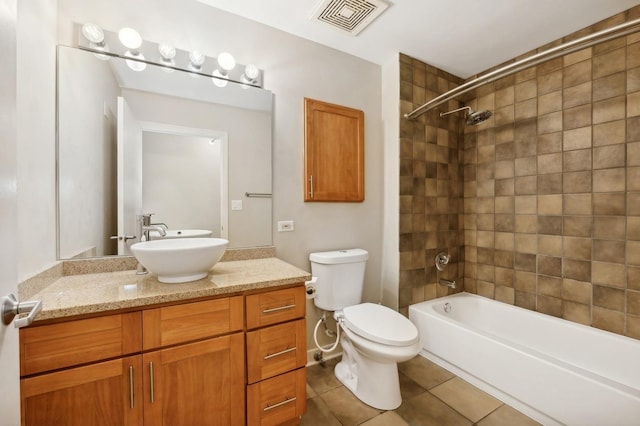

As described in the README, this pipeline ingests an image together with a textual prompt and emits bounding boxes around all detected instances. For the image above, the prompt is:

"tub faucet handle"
[435,252,451,271]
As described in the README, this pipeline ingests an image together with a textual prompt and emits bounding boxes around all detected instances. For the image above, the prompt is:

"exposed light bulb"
[158,44,176,71]
[124,51,147,72]
[244,64,259,81]
[211,69,228,87]
[158,44,176,61]
[189,50,205,71]
[82,23,104,45]
[217,52,236,72]
[118,27,142,50]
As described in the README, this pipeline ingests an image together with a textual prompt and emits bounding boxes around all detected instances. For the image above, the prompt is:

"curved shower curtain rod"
[404,16,640,120]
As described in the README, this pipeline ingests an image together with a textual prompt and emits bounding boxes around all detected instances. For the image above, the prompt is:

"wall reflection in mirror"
[57,45,273,259]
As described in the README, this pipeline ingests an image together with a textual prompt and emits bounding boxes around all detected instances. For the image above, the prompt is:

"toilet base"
[334,338,403,410]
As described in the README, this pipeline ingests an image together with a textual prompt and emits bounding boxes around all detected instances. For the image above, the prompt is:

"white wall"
[381,56,401,311]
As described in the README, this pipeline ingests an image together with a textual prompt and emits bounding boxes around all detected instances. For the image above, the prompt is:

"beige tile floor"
[302,355,541,426]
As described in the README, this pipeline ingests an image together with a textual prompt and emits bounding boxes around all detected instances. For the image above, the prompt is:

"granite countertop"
[29,257,311,322]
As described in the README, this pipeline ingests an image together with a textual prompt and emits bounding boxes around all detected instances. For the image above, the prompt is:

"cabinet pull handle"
[129,365,134,409]
[309,175,314,198]
[149,361,155,403]
[264,396,296,412]
[264,346,296,360]
[262,304,295,314]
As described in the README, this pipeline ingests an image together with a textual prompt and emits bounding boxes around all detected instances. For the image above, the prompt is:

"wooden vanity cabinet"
[246,286,307,425]
[19,286,307,426]
[20,296,245,426]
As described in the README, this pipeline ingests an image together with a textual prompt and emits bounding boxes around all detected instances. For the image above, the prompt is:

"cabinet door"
[143,333,245,426]
[21,356,142,426]
[304,98,364,202]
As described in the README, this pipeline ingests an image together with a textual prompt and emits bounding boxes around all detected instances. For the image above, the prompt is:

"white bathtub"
[409,292,640,426]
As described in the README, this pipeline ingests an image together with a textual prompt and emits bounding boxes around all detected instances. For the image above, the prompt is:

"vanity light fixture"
[118,27,146,71]
[118,27,142,50]
[76,23,264,88]
[211,52,236,87]
[81,23,110,60]
[189,50,206,72]
[241,64,260,86]
[211,69,228,87]
[81,23,105,46]
[217,52,236,72]
[158,43,176,66]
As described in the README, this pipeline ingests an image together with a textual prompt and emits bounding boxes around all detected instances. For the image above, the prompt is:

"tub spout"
[439,279,456,289]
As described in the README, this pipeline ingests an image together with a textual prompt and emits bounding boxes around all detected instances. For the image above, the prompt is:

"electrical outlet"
[277,220,294,232]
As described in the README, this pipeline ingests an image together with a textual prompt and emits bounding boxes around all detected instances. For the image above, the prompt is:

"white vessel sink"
[130,238,228,283]
[148,229,213,240]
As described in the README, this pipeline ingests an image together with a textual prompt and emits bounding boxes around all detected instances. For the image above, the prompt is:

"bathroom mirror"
[57,45,273,259]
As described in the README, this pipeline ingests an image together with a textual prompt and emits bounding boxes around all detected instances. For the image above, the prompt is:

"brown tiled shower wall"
[399,6,640,340]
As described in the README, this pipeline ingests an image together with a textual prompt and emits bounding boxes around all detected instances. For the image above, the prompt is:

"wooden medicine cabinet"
[304,98,364,202]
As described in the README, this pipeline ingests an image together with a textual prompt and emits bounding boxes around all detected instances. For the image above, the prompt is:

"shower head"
[440,106,492,125]
[465,109,492,125]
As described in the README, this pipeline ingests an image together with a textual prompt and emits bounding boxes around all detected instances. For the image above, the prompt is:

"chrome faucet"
[136,214,167,275]
[139,213,167,241]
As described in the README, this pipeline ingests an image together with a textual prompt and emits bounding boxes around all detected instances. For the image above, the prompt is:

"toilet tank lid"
[309,248,368,264]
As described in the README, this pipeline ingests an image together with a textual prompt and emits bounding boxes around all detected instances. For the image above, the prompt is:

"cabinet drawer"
[20,312,142,376]
[247,368,306,426]
[143,296,243,350]
[246,286,305,330]
[247,319,306,383]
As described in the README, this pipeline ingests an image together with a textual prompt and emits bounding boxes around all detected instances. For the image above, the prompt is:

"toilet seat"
[342,303,419,346]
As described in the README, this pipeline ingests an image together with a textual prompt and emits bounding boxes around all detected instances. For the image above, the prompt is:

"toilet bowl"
[334,303,420,410]
[308,249,420,410]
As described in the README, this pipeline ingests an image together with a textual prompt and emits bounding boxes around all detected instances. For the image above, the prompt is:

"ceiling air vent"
[311,0,390,36]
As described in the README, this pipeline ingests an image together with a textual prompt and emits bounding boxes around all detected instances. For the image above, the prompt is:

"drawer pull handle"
[264,346,296,360]
[264,396,296,412]
[149,361,155,403]
[129,365,134,409]
[262,304,295,314]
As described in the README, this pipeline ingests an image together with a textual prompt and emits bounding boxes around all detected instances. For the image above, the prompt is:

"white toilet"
[309,248,420,410]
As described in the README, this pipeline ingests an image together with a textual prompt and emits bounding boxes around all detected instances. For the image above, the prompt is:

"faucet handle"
[138,213,155,226]
[435,252,451,271]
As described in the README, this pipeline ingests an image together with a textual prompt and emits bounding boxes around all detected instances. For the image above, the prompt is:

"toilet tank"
[309,248,368,311]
